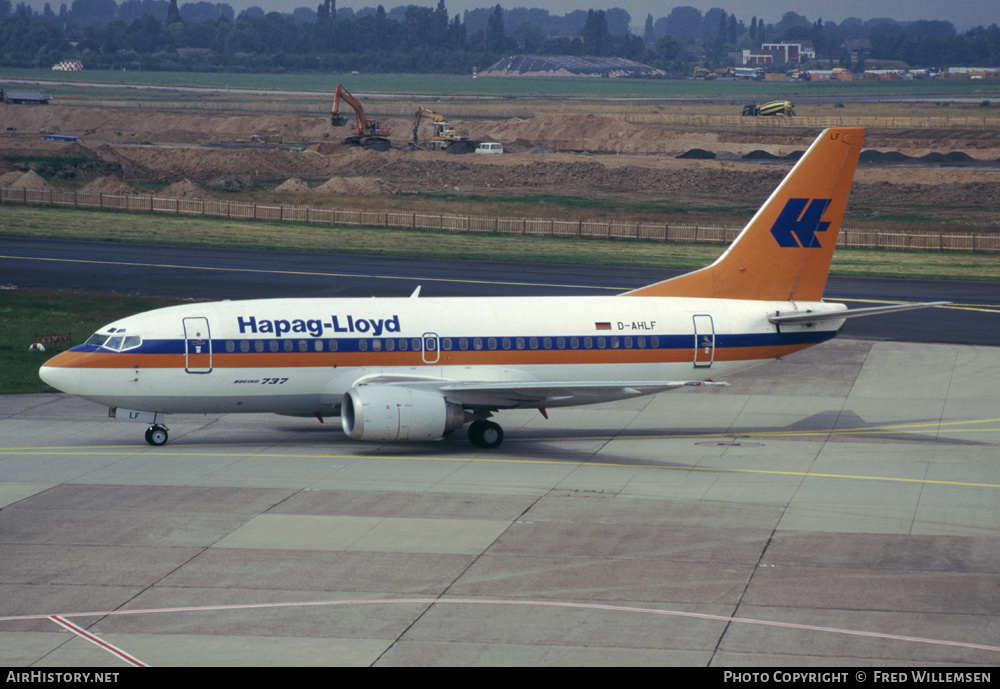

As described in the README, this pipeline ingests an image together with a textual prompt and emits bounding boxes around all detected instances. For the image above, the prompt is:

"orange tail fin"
[626,128,865,301]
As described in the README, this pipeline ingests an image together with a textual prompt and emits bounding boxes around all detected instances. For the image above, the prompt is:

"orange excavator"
[331,83,391,151]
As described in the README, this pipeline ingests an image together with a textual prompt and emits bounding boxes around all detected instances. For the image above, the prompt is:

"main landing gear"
[144,424,169,446]
[467,419,503,449]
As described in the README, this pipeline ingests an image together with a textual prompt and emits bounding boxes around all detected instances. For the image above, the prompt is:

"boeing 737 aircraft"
[39,128,942,449]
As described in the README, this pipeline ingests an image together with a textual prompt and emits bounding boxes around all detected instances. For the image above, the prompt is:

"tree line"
[1,0,998,74]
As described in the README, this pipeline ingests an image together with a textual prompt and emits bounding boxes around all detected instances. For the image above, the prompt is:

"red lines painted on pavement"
[49,615,148,667]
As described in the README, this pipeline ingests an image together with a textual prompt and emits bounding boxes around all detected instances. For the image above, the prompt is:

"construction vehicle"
[742,100,795,116]
[411,107,478,153]
[331,83,391,151]
[692,67,714,80]
[734,67,765,81]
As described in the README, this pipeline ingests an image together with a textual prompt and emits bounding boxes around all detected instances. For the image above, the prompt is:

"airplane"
[39,127,945,449]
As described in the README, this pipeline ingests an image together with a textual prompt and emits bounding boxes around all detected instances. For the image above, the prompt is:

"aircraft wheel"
[145,425,168,446]
[468,419,503,449]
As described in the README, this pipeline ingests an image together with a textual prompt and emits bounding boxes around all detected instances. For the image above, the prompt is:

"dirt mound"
[0,170,24,186]
[159,178,213,199]
[8,170,52,191]
[274,177,312,192]
[944,151,976,163]
[315,176,396,194]
[677,148,716,159]
[82,176,141,195]
[742,150,779,160]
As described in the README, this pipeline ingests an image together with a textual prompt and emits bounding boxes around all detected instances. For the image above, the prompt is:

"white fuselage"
[40,295,846,416]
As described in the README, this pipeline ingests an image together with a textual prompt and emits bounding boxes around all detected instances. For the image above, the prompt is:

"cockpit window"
[85,332,142,351]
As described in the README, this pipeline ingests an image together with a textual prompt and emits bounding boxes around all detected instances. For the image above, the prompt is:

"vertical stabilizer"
[625,128,865,301]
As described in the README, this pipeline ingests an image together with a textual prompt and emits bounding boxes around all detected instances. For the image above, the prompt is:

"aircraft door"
[421,332,440,364]
[183,317,213,373]
[693,314,715,368]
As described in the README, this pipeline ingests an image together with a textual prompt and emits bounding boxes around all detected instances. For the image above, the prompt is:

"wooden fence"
[3,186,998,253]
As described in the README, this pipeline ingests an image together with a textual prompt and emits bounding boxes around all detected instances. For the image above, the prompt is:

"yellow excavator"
[331,83,392,151]
[411,107,478,153]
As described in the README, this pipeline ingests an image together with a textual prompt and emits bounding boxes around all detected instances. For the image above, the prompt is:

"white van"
[475,142,503,154]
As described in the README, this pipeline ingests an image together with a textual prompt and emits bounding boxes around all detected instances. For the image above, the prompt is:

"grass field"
[2,290,186,394]
[3,203,999,280]
[9,67,1000,101]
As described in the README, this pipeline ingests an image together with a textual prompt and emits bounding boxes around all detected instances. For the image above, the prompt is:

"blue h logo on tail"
[770,198,832,248]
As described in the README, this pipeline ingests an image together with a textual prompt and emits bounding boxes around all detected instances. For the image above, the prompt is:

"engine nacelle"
[342,386,467,442]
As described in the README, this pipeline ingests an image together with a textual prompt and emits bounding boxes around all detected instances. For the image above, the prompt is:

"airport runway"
[1,237,999,666]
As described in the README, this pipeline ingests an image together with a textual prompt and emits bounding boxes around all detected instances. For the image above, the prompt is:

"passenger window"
[269,340,279,352]
[240,341,250,352]
[226,340,235,353]
[256,341,265,352]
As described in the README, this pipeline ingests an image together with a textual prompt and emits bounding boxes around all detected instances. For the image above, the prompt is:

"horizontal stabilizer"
[769,301,950,324]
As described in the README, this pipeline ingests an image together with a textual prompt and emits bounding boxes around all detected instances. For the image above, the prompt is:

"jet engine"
[342,386,467,442]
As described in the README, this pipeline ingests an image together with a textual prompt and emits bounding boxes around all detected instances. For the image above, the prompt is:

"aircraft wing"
[352,376,729,410]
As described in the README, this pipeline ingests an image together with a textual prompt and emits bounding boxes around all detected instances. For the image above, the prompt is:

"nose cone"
[39,352,81,395]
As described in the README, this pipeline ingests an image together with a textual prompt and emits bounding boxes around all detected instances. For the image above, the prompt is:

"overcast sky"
[24,0,1000,31]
